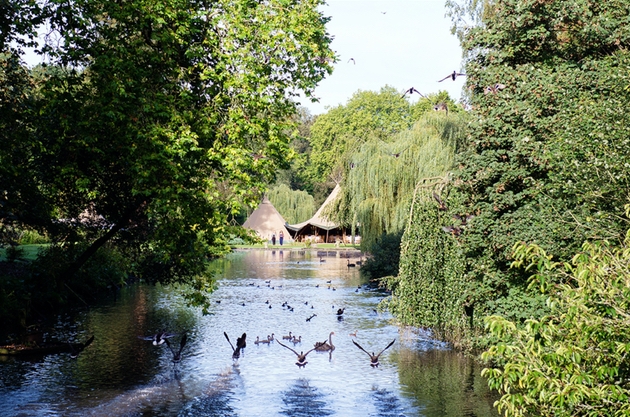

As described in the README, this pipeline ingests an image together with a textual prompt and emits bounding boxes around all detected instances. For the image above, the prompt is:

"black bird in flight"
[401,87,425,99]
[224,332,247,359]
[348,58,356,64]
[438,71,466,82]
[352,339,396,367]
[165,333,187,362]
[277,340,317,367]
[138,330,177,346]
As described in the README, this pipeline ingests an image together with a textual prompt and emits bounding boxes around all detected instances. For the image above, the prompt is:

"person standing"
[279,231,284,246]
[272,233,276,245]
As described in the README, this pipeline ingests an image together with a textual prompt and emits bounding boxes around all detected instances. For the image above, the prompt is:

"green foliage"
[307,86,414,185]
[359,231,403,281]
[332,111,468,249]
[267,183,315,224]
[437,0,630,343]
[1,0,334,316]
[385,192,470,345]
[482,237,630,417]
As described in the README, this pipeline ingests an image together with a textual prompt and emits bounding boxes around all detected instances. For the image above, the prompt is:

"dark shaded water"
[0,249,498,416]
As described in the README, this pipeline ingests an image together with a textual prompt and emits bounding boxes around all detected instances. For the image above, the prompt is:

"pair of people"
[271,231,284,245]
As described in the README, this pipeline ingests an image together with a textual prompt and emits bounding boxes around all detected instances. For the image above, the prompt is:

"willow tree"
[1,0,334,315]
[267,184,315,225]
[331,111,468,249]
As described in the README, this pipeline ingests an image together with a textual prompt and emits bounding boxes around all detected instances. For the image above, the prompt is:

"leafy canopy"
[0,0,334,312]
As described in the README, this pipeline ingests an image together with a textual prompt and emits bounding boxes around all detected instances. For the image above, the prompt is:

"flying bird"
[401,87,425,99]
[224,331,247,359]
[138,330,177,346]
[277,340,317,367]
[70,335,94,359]
[348,58,356,64]
[484,83,506,95]
[352,339,395,367]
[306,313,317,322]
[433,192,448,211]
[433,102,448,114]
[438,71,466,82]
[453,214,475,226]
[442,225,462,236]
[165,333,187,362]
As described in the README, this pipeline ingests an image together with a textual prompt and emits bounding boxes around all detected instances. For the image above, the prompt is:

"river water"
[0,249,498,416]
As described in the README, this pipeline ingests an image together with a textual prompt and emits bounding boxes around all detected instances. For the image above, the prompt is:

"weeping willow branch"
[331,112,468,248]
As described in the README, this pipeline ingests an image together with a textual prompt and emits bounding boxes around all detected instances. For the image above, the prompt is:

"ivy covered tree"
[431,0,630,338]
[0,0,334,314]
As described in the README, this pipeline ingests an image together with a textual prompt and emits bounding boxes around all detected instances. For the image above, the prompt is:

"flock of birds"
[132,253,398,369]
[397,70,506,113]
[140,328,395,369]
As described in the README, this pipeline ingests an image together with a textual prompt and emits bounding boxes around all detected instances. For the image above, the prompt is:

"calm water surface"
[0,249,498,416]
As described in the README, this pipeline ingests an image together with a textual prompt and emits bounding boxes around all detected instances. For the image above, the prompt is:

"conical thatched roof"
[243,197,292,242]
[286,184,341,232]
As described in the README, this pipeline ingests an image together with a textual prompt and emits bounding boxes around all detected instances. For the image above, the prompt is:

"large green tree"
[437,0,630,336]
[1,0,334,311]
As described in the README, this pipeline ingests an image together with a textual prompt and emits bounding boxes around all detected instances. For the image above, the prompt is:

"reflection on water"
[0,249,498,416]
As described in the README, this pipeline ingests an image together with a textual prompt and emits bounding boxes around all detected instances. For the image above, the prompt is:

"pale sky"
[301,0,465,115]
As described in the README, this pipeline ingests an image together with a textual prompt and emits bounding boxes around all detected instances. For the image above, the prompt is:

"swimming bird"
[319,257,326,263]
[347,260,356,268]
[352,339,396,367]
[224,332,246,359]
[438,71,466,82]
[138,330,177,346]
[336,308,345,316]
[432,192,448,211]
[282,332,293,340]
[314,332,335,352]
[165,333,187,362]
[349,330,358,338]
[291,335,302,344]
[401,87,425,99]
[277,341,317,367]
[70,335,94,359]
